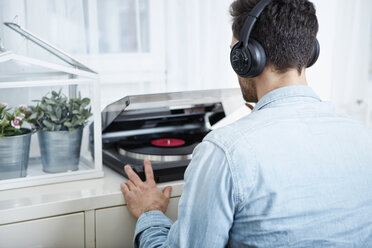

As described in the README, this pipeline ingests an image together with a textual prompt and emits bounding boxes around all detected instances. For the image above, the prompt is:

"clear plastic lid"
[101,88,242,131]
[3,22,96,74]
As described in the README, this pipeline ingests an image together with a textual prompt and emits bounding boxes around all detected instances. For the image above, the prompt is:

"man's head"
[230,0,318,102]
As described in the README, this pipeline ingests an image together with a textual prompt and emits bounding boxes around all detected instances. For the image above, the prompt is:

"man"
[121,0,372,247]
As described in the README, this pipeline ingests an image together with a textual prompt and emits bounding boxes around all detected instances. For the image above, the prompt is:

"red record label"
[151,138,186,147]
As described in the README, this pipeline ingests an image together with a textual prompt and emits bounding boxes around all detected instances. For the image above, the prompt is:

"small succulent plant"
[29,89,92,131]
[0,103,32,137]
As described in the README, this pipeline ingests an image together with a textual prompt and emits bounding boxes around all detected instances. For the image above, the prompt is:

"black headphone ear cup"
[247,38,266,77]
[230,39,266,78]
[230,42,252,77]
[307,39,320,68]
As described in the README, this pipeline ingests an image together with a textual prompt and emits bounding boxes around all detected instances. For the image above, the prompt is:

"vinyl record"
[117,137,199,162]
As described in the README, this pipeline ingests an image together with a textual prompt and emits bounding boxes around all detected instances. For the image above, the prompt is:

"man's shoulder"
[204,100,359,150]
[204,113,263,151]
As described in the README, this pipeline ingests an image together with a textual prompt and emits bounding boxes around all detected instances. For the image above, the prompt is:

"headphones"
[230,0,320,78]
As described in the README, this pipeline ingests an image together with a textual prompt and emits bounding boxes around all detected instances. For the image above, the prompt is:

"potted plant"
[0,103,33,180]
[29,90,92,173]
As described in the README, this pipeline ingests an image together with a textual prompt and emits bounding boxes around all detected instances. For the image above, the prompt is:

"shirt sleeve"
[134,140,237,248]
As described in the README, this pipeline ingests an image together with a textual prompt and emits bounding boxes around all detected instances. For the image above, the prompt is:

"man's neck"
[256,67,308,101]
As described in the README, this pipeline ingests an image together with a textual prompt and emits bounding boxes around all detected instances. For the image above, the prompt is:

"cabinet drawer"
[96,197,179,248]
[0,212,84,248]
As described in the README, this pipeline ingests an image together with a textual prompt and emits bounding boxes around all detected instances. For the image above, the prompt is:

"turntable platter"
[117,137,198,162]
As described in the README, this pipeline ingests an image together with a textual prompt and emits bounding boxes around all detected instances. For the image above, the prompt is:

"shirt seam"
[207,126,260,212]
[223,126,261,211]
[203,137,241,208]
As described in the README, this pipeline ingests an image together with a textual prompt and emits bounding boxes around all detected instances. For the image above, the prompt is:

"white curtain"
[307,0,372,125]
[164,0,238,92]
[329,0,372,106]
[308,0,372,105]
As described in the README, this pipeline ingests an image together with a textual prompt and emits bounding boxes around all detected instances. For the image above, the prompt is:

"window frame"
[77,0,166,84]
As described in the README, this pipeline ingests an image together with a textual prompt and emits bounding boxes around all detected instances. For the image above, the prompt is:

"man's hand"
[120,159,172,219]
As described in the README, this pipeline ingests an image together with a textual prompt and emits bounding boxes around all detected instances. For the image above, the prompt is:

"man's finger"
[120,182,129,193]
[162,186,172,198]
[126,180,136,191]
[124,165,143,186]
[144,159,154,182]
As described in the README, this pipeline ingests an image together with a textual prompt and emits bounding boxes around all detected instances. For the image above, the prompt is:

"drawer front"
[0,212,85,248]
[96,197,180,248]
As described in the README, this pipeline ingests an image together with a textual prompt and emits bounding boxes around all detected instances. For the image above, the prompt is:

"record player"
[98,89,244,182]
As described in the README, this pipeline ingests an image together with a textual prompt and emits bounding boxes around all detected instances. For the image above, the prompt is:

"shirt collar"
[253,85,321,112]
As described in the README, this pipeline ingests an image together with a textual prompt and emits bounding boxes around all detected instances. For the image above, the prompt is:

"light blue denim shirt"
[134,85,372,248]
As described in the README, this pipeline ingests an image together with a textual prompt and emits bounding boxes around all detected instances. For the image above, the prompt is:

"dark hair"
[230,0,319,73]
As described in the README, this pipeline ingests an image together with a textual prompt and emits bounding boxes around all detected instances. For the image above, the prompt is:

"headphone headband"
[241,0,273,49]
[230,0,319,78]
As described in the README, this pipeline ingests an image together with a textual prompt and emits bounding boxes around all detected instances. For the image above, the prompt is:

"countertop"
[0,166,184,225]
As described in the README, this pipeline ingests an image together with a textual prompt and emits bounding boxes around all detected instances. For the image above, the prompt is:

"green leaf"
[39,103,48,111]
[82,98,90,105]
[46,105,53,113]
[29,112,38,120]
[42,120,54,129]
[45,99,56,105]
[50,114,58,122]
[55,107,62,119]
[64,121,72,127]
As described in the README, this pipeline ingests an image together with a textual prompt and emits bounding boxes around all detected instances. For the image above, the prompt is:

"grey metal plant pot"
[0,129,32,180]
[38,128,83,173]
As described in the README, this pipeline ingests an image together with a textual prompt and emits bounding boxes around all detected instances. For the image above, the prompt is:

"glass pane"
[3,22,93,73]
[0,59,70,82]
[139,0,149,52]
[97,0,149,53]
[25,0,88,55]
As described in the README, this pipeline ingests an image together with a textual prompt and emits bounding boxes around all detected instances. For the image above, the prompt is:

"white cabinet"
[0,168,184,248]
[95,197,180,248]
[0,212,85,248]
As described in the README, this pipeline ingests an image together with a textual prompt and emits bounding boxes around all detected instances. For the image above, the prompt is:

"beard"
[238,76,258,103]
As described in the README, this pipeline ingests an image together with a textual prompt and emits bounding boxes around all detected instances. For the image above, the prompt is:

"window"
[81,0,165,78]
[80,0,166,107]
[85,0,150,54]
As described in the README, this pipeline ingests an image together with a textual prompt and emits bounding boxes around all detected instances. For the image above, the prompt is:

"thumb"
[162,186,172,198]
